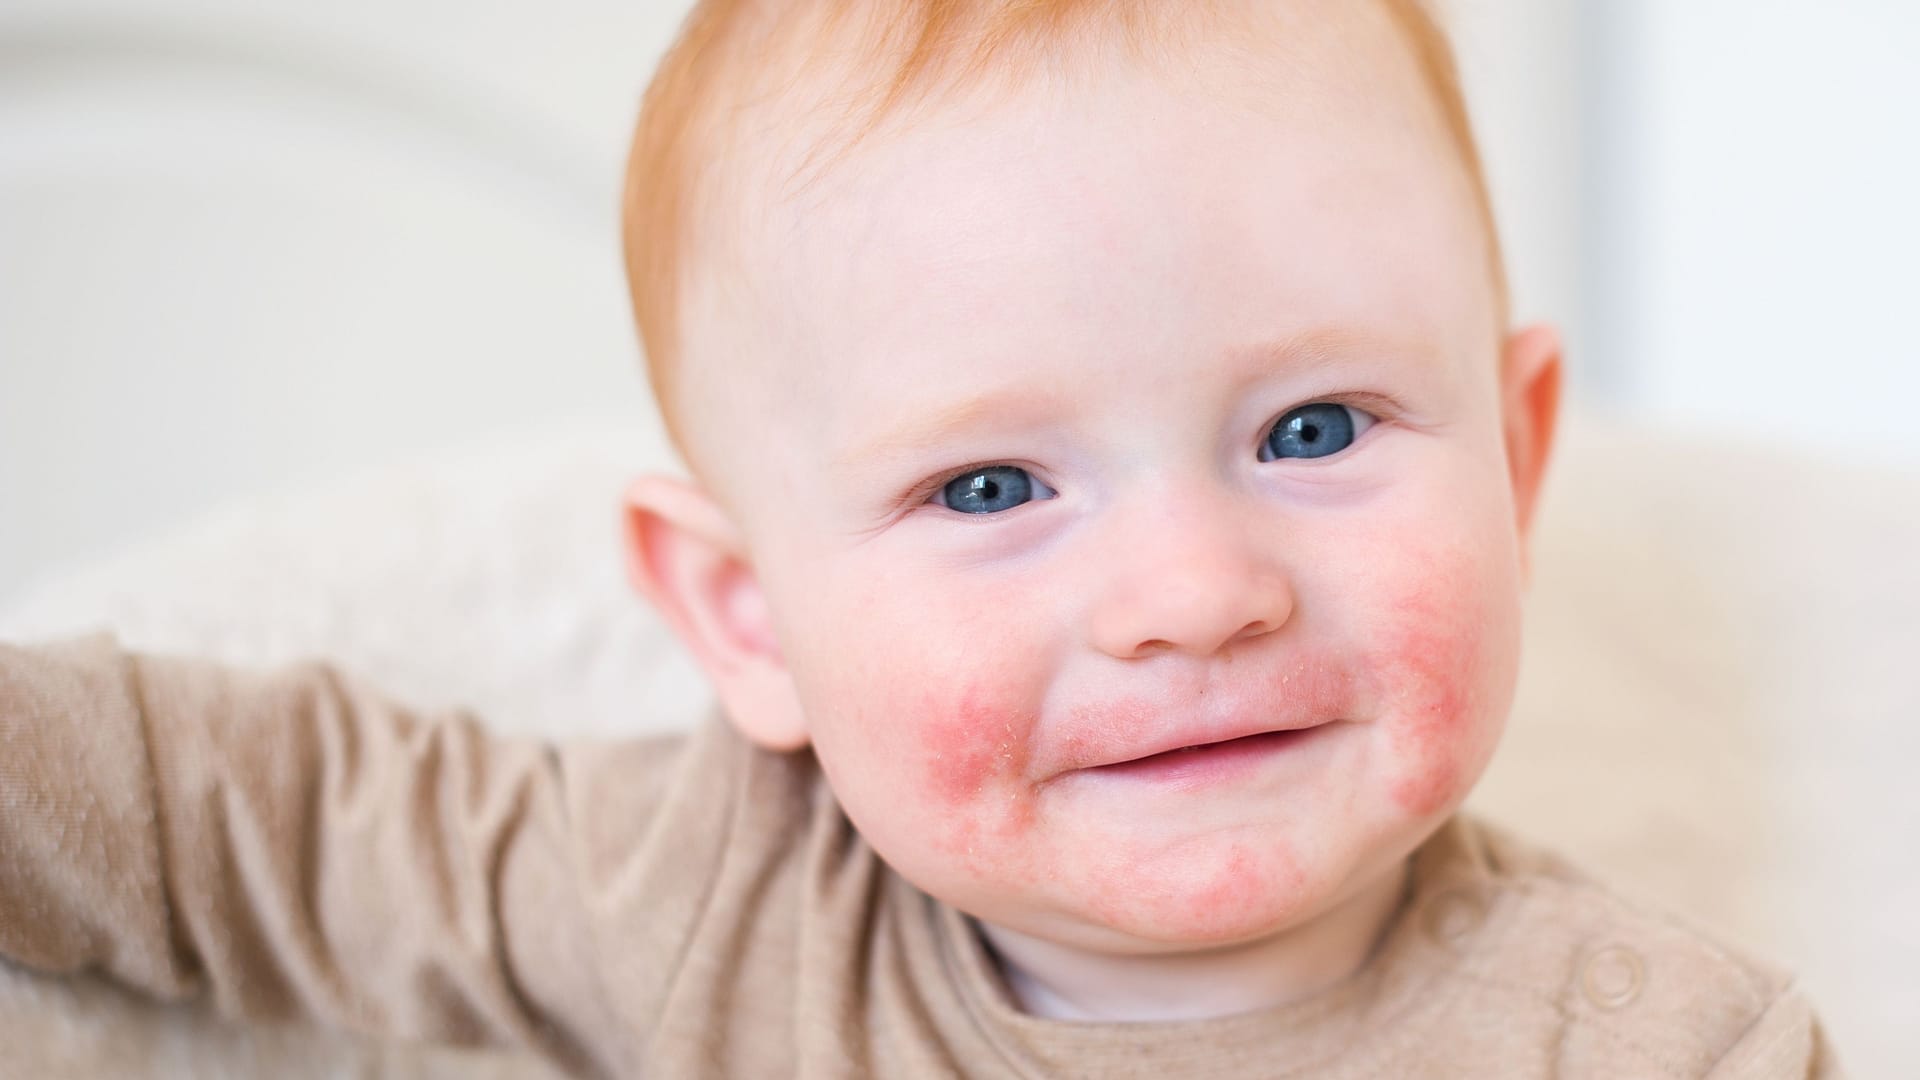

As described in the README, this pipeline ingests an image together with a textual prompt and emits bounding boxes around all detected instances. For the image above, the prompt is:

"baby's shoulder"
[1405,816,1834,1077]
[1446,815,1792,1007]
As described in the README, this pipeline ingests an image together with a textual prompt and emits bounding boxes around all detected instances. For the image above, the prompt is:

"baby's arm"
[0,634,663,1076]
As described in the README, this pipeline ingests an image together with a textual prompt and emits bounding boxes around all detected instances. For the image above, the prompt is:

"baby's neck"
[976,861,1411,1023]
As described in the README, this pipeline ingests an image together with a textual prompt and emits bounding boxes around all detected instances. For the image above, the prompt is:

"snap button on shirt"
[1581,944,1646,1009]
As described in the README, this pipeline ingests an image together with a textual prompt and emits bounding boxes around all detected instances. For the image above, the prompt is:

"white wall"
[0,0,685,604]
[1601,1,1920,465]
[1448,0,1587,372]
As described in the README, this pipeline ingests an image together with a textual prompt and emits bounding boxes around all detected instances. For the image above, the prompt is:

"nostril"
[1234,618,1280,642]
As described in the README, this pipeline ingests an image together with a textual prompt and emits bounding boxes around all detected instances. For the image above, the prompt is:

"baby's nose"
[1084,496,1294,660]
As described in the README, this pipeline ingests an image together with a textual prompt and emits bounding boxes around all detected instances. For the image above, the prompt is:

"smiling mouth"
[1091,727,1326,778]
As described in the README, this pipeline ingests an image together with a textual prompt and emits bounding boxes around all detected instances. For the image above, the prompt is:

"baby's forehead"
[726,19,1464,304]
[653,1,1499,479]
[726,1,1436,211]
[704,3,1459,304]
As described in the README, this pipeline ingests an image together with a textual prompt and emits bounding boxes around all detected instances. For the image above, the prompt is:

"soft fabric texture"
[0,419,1909,1074]
[1,635,1837,1077]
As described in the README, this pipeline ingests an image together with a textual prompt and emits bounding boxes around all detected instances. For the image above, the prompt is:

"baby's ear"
[621,475,810,752]
[1499,323,1564,571]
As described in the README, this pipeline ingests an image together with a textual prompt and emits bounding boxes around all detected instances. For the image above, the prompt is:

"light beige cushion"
[1,417,1911,1075]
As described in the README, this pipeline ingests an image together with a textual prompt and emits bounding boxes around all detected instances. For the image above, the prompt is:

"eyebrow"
[830,385,1065,471]
[829,327,1415,471]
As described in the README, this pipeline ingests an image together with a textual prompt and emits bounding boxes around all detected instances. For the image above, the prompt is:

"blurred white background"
[1,1,1916,1070]
[0,0,682,604]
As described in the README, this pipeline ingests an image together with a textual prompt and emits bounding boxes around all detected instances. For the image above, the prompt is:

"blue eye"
[939,466,1041,514]
[1261,403,1370,461]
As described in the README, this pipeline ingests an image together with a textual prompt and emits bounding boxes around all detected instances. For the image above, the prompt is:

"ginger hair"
[622,1,1506,450]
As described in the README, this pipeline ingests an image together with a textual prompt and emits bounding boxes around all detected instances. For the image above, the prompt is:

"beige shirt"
[0,636,1839,1077]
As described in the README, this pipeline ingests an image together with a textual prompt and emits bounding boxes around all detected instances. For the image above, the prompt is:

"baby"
[0,1,1838,1076]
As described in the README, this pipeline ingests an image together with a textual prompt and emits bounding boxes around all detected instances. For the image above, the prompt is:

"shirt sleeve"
[1704,984,1847,1079]
[0,633,689,1076]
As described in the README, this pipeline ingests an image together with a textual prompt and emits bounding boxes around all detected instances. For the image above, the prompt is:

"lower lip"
[1087,726,1332,786]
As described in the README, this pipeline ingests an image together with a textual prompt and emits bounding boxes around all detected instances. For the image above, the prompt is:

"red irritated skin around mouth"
[819,553,1510,953]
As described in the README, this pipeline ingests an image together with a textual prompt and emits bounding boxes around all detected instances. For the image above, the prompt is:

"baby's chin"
[975,822,1426,957]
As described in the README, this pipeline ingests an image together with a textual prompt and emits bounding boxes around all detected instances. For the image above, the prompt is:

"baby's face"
[673,23,1550,955]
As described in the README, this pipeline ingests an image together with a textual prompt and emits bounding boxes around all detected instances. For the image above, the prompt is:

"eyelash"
[905,392,1402,513]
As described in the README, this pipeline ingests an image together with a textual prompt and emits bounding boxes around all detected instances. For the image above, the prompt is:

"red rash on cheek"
[915,682,1043,876]
[1379,584,1489,819]
[922,683,1030,805]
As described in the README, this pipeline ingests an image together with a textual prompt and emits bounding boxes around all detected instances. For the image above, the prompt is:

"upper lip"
[1050,658,1361,774]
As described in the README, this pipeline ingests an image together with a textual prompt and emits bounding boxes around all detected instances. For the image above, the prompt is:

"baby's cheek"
[1373,561,1512,819]
[897,681,1045,867]
[918,682,1027,804]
